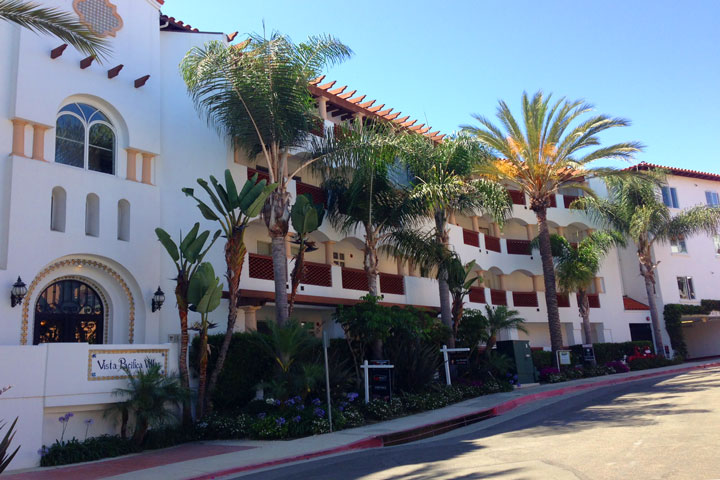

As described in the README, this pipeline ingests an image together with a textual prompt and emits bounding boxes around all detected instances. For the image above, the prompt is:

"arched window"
[117,199,130,241]
[50,186,67,232]
[85,193,100,237]
[55,103,116,175]
[34,279,104,344]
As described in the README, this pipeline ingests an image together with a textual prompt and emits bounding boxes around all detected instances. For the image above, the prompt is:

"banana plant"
[187,262,223,418]
[182,170,276,411]
[288,194,325,316]
[448,258,482,338]
[155,223,219,425]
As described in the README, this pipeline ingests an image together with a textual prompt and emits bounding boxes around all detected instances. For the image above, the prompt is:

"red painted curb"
[187,361,720,479]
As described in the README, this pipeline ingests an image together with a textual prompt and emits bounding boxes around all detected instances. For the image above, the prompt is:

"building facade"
[2,0,713,469]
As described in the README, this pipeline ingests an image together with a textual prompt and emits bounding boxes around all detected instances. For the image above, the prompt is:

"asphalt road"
[237,367,720,480]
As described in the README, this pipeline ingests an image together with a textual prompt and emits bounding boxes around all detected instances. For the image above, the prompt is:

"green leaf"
[197,230,222,264]
[179,223,200,254]
[197,281,223,314]
[210,175,231,211]
[185,230,211,263]
[244,182,277,218]
[197,178,227,216]
[225,169,240,209]
[237,173,259,203]
[188,262,215,305]
[196,200,221,222]
[238,178,269,213]
[155,228,179,262]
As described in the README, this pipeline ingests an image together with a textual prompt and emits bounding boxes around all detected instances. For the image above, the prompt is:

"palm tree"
[182,170,275,409]
[536,231,624,346]
[0,0,110,60]
[181,33,352,326]
[288,194,325,315]
[0,417,18,474]
[316,121,420,300]
[155,224,220,424]
[463,91,643,354]
[111,363,189,445]
[391,134,511,343]
[576,173,720,357]
[480,305,527,359]
[447,258,481,338]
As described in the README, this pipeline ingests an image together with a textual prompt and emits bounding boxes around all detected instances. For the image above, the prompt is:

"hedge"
[570,341,653,365]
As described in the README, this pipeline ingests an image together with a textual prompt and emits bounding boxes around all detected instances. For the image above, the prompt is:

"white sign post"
[361,360,394,404]
[88,349,168,380]
[440,345,470,386]
[322,332,333,432]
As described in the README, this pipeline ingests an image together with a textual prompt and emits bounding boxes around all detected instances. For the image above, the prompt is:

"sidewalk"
[7,359,720,480]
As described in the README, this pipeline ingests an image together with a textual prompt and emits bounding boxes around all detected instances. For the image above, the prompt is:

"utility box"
[495,340,535,384]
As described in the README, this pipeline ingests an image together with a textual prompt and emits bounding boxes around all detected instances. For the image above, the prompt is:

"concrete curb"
[189,360,720,480]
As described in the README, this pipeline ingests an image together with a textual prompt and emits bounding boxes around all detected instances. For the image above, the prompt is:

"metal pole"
[323,332,333,432]
[363,360,370,404]
[442,345,451,386]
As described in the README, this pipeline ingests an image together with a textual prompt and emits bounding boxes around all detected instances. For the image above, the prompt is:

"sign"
[88,349,168,381]
[556,350,572,367]
[582,344,596,363]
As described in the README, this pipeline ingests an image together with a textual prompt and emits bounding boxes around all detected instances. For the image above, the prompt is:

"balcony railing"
[548,195,557,208]
[513,291,539,307]
[247,167,271,183]
[380,273,405,295]
[508,189,525,205]
[301,261,332,287]
[563,194,580,209]
[577,293,601,308]
[342,267,369,291]
[490,289,507,306]
[485,235,501,252]
[557,293,570,308]
[463,228,479,247]
[506,239,531,255]
[296,181,326,206]
[469,286,485,303]
[249,253,274,280]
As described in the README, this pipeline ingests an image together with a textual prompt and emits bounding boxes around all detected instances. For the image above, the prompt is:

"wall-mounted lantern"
[11,276,27,308]
[151,286,165,312]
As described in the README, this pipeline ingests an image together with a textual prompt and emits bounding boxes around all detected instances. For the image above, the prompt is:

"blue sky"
[166,0,720,172]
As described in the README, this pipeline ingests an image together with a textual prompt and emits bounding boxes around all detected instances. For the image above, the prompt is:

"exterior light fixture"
[11,276,27,308]
[151,286,165,312]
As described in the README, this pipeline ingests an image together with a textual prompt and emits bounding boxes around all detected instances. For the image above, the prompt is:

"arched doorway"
[34,279,104,344]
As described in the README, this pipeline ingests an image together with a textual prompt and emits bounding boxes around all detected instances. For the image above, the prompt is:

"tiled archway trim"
[21,259,135,345]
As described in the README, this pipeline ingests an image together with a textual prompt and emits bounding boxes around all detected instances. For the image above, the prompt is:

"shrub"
[569,341,653,365]
[194,413,250,440]
[191,332,274,413]
[605,361,630,373]
[531,350,554,368]
[628,356,682,371]
[538,367,564,383]
[363,397,405,421]
[40,435,138,467]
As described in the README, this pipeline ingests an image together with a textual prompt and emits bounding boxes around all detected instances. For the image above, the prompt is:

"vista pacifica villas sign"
[88,349,169,380]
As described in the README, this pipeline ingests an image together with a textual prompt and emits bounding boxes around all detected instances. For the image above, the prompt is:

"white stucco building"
[0,0,715,470]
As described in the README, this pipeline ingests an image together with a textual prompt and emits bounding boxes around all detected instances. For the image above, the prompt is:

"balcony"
[247,167,270,183]
[506,239,531,255]
[490,289,507,306]
[380,273,405,295]
[296,181,326,205]
[462,228,479,247]
[508,189,525,205]
[301,261,332,287]
[557,293,570,308]
[249,253,274,280]
[341,267,369,291]
[484,235,501,252]
[512,291,539,307]
[468,286,485,303]
[563,194,580,209]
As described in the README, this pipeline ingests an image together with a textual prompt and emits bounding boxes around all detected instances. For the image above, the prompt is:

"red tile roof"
[625,162,720,183]
[309,75,444,142]
[623,296,649,311]
[160,14,200,33]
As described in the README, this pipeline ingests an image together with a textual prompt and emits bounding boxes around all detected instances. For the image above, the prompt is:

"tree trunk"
[174,283,192,426]
[577,289,593,346]
[534,208,564,353]
[206,231,246,412]
[438,272,454,347]
[364,231,383,359]
[120,407,128,439]
[264,189,291,326]
[288,243,306,316]
[485,334,497,359]
[131,418,148,446]
[196,322,209,418]
[451,294,463,338]
[640,262,667,358]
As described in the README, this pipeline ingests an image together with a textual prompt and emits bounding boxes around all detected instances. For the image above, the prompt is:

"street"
[238,368,720,479]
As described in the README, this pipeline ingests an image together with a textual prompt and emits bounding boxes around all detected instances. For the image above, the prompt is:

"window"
[714,235,720,255]
[677,276,696,300]
[117,199,130,241]
[55,103,115,174]
[661,186,679,208]
[670,235,688,254]
[706,191,720,207]
[85,193,100,237]
[332,252,345,267]
[50,186,66,232]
